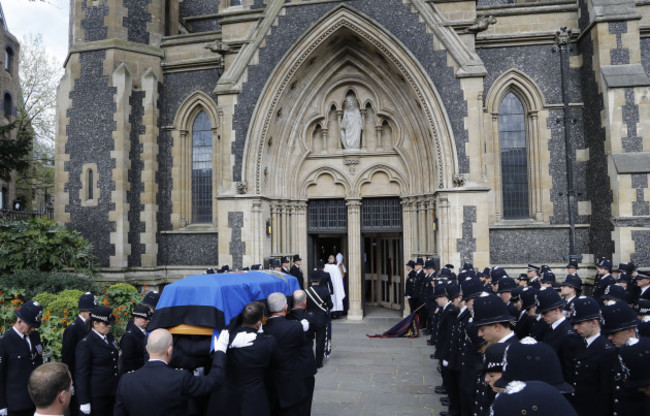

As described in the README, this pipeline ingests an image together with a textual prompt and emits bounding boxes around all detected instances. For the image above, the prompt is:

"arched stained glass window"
[499,92,529,219]
[191,111,212,223]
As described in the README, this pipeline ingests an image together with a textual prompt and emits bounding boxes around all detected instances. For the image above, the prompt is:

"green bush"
[0,270,98,299]
[0,217,98,274]
[100,283,142,340]
[48,290,85,318]
[33,292,58,310]
[39,290,84,361]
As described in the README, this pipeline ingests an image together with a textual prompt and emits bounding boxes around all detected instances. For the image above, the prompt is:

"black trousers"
[90,395,115,416]
[300,376,315,416]
[315,327,327,367]
[8,409,34,416]
[446,368,461,416]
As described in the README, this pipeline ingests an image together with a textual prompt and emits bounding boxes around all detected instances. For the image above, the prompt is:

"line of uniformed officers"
[0,282,333,416]
[405,257,650,416]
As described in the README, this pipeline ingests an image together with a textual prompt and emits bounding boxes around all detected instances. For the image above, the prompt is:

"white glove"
[0,408,7,416]
[300,319,310,332]
[193,367,205,377]
[406,296,411,299]
[442,360,449,367]
[214,330,230,353]
[230,331,257,348]
[257,324,264,334]
[80,403,91,414]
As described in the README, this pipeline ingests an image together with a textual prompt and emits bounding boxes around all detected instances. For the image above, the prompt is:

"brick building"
[56,0,650,317]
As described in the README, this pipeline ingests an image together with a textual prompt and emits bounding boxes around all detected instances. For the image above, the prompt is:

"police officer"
[62,292,96,416]
[412,258,427,333]
[473,293,517,346]
[527,265,542,289]
[635,299,650,337]
[593,258,615,300]
[433,282,459,414]
[559,275,582,316]
[424,259,439,345]
[0,300,44,416]
[536,287,581,384]
[405,260,417,313]
[305,269,333,368]
[619,338,650,399]
[270,258,282,272]
[569,296,617,416]
[540,270,556,289]
[636,273,650,302]
[496,276,519,318]
[281,256,291,275]
[120,304,152,374]
[489,267,507,293]
[76,306,120,416]
[566,260,580,278]
[491,380,577,416]
[141,291,160,313]
[290,254,305,290]
[514,286,538,340]
[601,301,647,415]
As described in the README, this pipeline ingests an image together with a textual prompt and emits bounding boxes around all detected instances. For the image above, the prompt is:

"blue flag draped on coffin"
[148,271,300,333]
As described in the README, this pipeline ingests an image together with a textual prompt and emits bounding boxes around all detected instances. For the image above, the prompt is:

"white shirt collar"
[12,325,26,339]
[641,285,650,295]
[585,333,600,348]
[498,332,515,343]
[78,315,87,323]
[92,329,107,341]
[459,306,467,315]
[551,316,566,330]
[565,296,575,304]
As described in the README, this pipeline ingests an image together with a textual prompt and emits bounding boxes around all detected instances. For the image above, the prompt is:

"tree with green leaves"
[0,121,32,182]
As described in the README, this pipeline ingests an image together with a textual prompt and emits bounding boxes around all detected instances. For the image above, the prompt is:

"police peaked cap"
[405,260,416,268]
[293,254,302,262]
[559,274,582,291]
[14,300,43,328]
[424,259,436,269]
[415,257,424,266]
[541,271,556,284]
[497,276,517,294]
[78,292,97,311]
[460,278,484,301]
[131,304,153,319]
[619,338,650,389]
[569,296,600,324]
[596,258,612,271]
[600,284,627,301]
[90,305,116,324]
[491,381,577,416]
[473,293,514,327]
[536,287,565,314]
[601,301,639,334]
[484,342,508,372]
[527,264,540,273]
[635,299,650,315]
[494,340,574,393]
[520,287,538,311]
[637,273,650,281]
[142,291,161,308]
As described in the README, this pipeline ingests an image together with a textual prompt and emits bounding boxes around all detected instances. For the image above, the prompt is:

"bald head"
[146,328,173,359]
[293,290,307,309]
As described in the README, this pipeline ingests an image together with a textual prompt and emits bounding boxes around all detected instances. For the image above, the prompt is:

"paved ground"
[311,307,445,416]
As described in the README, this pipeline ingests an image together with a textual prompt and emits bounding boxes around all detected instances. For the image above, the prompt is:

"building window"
[191,111,212,223]
[4,47,12,72]
[87,169,94,200]
[499,92,529,219]
[3,93,11,118]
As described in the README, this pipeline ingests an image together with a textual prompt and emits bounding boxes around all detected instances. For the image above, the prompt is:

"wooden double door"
[363,234,403,310]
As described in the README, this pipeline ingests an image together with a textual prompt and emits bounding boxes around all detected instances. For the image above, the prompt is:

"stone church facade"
[56,0,650,318]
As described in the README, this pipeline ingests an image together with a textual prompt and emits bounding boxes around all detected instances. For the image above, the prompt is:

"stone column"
[294,201,308,287]
[336,110,343,149]
[271,202,279,255]
[375,125,383,150]
[252,199,263,262]
[346,197,363,320]
[321,128,328,154]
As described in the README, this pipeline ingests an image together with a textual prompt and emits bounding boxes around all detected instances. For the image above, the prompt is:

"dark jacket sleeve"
[0,336,7,409]
[75,339,92,405]
[181,350,227,398]
[113,376,129,416]
[62,325,78,375]
[119,332,140,374]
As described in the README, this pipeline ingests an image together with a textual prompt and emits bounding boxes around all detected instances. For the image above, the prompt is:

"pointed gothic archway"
[241,6,458,318]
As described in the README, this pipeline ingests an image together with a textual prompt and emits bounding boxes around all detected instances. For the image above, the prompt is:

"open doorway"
[309,234,348,314]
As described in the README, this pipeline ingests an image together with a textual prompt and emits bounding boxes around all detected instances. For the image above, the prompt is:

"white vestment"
[324,263,346,312]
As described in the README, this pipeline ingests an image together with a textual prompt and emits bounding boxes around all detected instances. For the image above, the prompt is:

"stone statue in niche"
[339,94,362,150]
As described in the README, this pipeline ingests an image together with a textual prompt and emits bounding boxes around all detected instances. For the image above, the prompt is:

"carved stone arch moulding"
[299,167,352,198]
[353,163,407,196]
[174,90,221,131]
[242,6,458,196]
[484,69,546,115]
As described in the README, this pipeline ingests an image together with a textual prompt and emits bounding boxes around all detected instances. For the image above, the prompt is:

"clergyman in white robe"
[324,261,346,312]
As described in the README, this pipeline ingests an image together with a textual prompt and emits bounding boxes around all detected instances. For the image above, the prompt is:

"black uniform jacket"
[0,329,43,411]
[114,350,226,416]
[222,327,277,416]
[75,330,120,404]
[119,325,146,374]
[305,284,333,331]
[569,335,616,416]
[405,270,417,298]
[263,316,310,408]
[446,307,471,371]
[434,302,459,360]
[514,311,536,340]
[541,319,581,382]
[310,270,333,295]
[290,265,304,290]
[62,316,89,380]
[287,308,317,378]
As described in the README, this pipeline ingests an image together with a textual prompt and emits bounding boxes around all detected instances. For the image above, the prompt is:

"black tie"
[24,335,31,352]
[584,338,588,349]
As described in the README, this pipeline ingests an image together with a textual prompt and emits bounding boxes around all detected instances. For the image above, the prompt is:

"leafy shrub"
[0,287,25,335]
[100,283,142,340]
[33,292,58,310]
[0,270,98,299]
[39,290,84,361]
[0,217,98,274]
